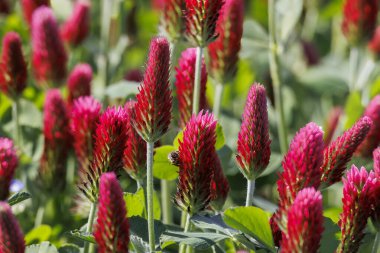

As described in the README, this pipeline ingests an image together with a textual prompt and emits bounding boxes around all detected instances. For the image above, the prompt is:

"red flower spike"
[39,89,71,192]
[281,188,323,253]
[70,96,101,179]
[341,0,378,45]
[320,116,372,188]
[236,83,271,180]
[210,154,229,211]
[323,107,343,145]
[372,148,380,230]
[0,32,27,98]
[184,0,225,47]
[21,0,50,26]
[337,165,376,253]
[0,202,25,253]
[208,0,243,84]
[0,138,18,200]
[174,110,217,215]
[356,95,380,157]
[67,64,93,106]
[369,26,380,59]
[32,6,67,86]
[160,0,185,43]
[61,0,90,47]
[94,172,129,253]
[0,0,10,15]
[79,106,129,202]
[175,48,207,128]
[133,37,172,143]
[123,101,147,182]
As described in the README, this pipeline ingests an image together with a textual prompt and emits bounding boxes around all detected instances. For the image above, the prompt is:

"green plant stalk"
[12,97,21,147]
[268,0,288,154]
[34,206,45,228]
[83,202,97,253]
[213,83,224,118]
[100,0,112,89]
[192,47,204,114]
[372,232,380,253]
[245,179,255,207]
[161,180,173,224]
[349,47,359,91]
[179,214,192,253]
[146,141,155,252]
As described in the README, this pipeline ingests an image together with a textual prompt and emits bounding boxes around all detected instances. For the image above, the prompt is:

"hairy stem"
[213,83,224,118]
[83,202,97,253]
[147,141,155,252]
[161,180,173,224]
[179,214,192,253]
[245,179,255,206]
[192,47,204,114]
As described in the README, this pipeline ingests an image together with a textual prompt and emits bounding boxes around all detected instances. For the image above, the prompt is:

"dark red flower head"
[281,188,323,253]
[21,0,50,26]
[133,37,172,143]
[174,110,217,215]
[61,0,90,47]
[372,148,380,231]
[321,116,372,188]
[175,48,207,128]
[32,6,67,86]
[67,63,93,106]
[0,202,25,253]
[337,165,376,253]
[70,96,101,179]
[341,0,378,45]
[160,0,185,43]
[184,0,225,47]
[210,154,229,211]
[208,0,243,84]
[124,69,143,82]
[0,138,18,200]
[94,172,129,253]
[0,32,27,98]
[356,95,380,157]
[0,0,10,15]
[323,107,343,145]
[236,83,271,180]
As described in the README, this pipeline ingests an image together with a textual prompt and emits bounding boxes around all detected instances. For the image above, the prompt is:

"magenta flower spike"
[160,0,184,43]
[67,64,93,106]
[372,148,380,230]
[21,0,50,26]
[0,138,18,200]
[0,202,25,253]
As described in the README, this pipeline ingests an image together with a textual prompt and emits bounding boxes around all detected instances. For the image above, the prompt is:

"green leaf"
[58,244,81,253]
[7,191,31,206]
[124,188,161,219]
[25,225,52,245]
[223,207,275,252]
[324,208,342,224]
[259,153,283,178]
[344,91,364,129]
[25,242,58,253]
[160,231,229,250]
[130,235,150,253]
[129,216,167,247]
[105,81,140,100]
[320,217,340,253]
[241,20,269,60]
[276,0,303,42]
[153,145,179,181]
[67,230,95,244]
[19,98,43,128]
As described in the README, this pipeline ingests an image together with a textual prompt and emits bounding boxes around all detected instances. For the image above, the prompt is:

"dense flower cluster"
[0,202,25,253]
[67,64,93,106]
[160,0,184,43]
[210,155,229,211]
[0,138,18,200]
[21,0,50,25]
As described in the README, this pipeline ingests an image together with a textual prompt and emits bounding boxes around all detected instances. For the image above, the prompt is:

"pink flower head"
[323,107,343,145]
[321,116,372,188]
[175,48,207,128]
[0,32,27,98]
[32,6,67,86]
[281,188,323,253]
[184,0,225,47]
[0,0,10,14]
[356,95,380,157]
[61,0,90,47]
[174,110,217,214]
[341,0,378,45]
[210,154,229,211]
[0,202,25,253]
[39,89,71,191]
[160,0,185,43]
[21,0,50,25]
[0,138,18,200]
[67,64,93,106]
[133,37,172,142]
[79,106,128,202]
[236,84,271,180]
[369,26,380,58]
[94,172,129,253]
[372,148,380,230]
[70,96,101,179]
[337,165,377,253]
[208,0,243,84]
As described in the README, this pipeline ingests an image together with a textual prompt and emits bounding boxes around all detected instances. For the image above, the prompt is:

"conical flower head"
[160,0,185,43]
[21,0,50,25]
[210,154,229,211]
[321,116,372,188]
[0,32,27,98]
[184,0,225,47]
[174,111,217,215]
[337,165,376,253]
[67,64,93,106]
[281,188,323,253]
[133,37,172,142]
[0,202,25,253]
[208,0,243,84]
[61,0,90,47]
[0,138,18,200]
[79,106,129,202]
[32,6,67,86]
[236,84,271,180]
[175,48,207,128]
[94,172,129,253]
[70,96,101,179]
[356,95,380,157]
[323,107,343,145]
[342,0,378,45]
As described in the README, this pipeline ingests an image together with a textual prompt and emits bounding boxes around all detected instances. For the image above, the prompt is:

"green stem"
[161,180,173,224]
[372,232,380,253]
[268,0,288,154]
[245,179,255,206]
[12,97,21,147]
[349,47,359,91]
[146,141,155,252]
[213,83,224,118]
[100,0,112,90]
[192,47,204,114]
[179,214,191,253]
[34,206,45,228]
[84,202,97,253]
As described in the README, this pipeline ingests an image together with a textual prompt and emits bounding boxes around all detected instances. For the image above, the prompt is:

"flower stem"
[372,232,380,253]
[161,180,173,224]
[213,83,224,118]
[245,179,255,206]
[192,47,204,114]
[83,202,97,253]
[179,214,191,253]
[12,97,21,147]
[349,47,359,91]
[146,141,155,252]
